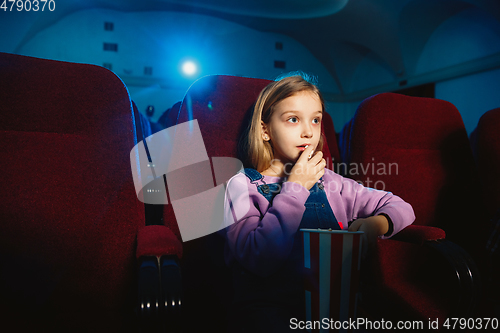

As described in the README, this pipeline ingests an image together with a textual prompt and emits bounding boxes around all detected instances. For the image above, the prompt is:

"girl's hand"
[348,215,389,258]
[287,145,326,190]
[348,215,389,236]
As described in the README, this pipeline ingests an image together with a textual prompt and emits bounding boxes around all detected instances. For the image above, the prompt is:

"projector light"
[182,61,197,76]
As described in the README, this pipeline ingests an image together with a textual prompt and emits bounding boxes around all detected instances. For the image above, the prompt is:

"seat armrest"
[390,225,446,244]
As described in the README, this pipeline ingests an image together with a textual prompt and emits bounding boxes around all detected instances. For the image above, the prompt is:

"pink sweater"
[223,168,415,276]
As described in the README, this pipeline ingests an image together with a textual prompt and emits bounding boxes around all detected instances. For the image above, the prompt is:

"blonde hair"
[247,74,325,172]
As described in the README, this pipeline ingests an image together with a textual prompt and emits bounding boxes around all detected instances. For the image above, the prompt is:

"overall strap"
[241,168,263,182]
[241,168,281,203]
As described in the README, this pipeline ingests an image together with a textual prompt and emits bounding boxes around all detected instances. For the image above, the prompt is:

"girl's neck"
[261,160,293,178]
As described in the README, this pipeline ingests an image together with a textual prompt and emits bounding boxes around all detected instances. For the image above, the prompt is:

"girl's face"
[262,90,322,165]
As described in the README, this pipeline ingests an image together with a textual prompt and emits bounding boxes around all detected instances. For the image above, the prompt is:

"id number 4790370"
[1,0,55,12]
[443,318,498,330]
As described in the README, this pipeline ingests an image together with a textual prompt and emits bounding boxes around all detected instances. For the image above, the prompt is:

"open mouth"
[297,144,310,151]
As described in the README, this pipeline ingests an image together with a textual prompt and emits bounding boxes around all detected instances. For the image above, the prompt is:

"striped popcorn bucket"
[301,229,364,332]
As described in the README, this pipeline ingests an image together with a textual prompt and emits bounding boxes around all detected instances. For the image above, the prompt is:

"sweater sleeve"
[339,176,415,239]
[223,173,310,276]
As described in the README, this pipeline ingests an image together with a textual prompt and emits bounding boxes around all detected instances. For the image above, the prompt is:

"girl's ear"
[261,121,270,141]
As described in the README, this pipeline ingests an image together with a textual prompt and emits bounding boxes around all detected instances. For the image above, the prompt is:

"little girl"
[223,74,415,332]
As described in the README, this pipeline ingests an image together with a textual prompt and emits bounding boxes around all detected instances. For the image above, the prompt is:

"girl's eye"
[313,118,321,124]
[287,117,298,123]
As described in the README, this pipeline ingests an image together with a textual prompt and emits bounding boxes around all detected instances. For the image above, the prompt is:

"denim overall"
[229,168,340,332]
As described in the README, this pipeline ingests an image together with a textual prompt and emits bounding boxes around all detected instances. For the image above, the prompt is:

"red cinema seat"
[0,52,179,332]
[470,107,500,316]
[139,74,340,332]
[339,92,485,326]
